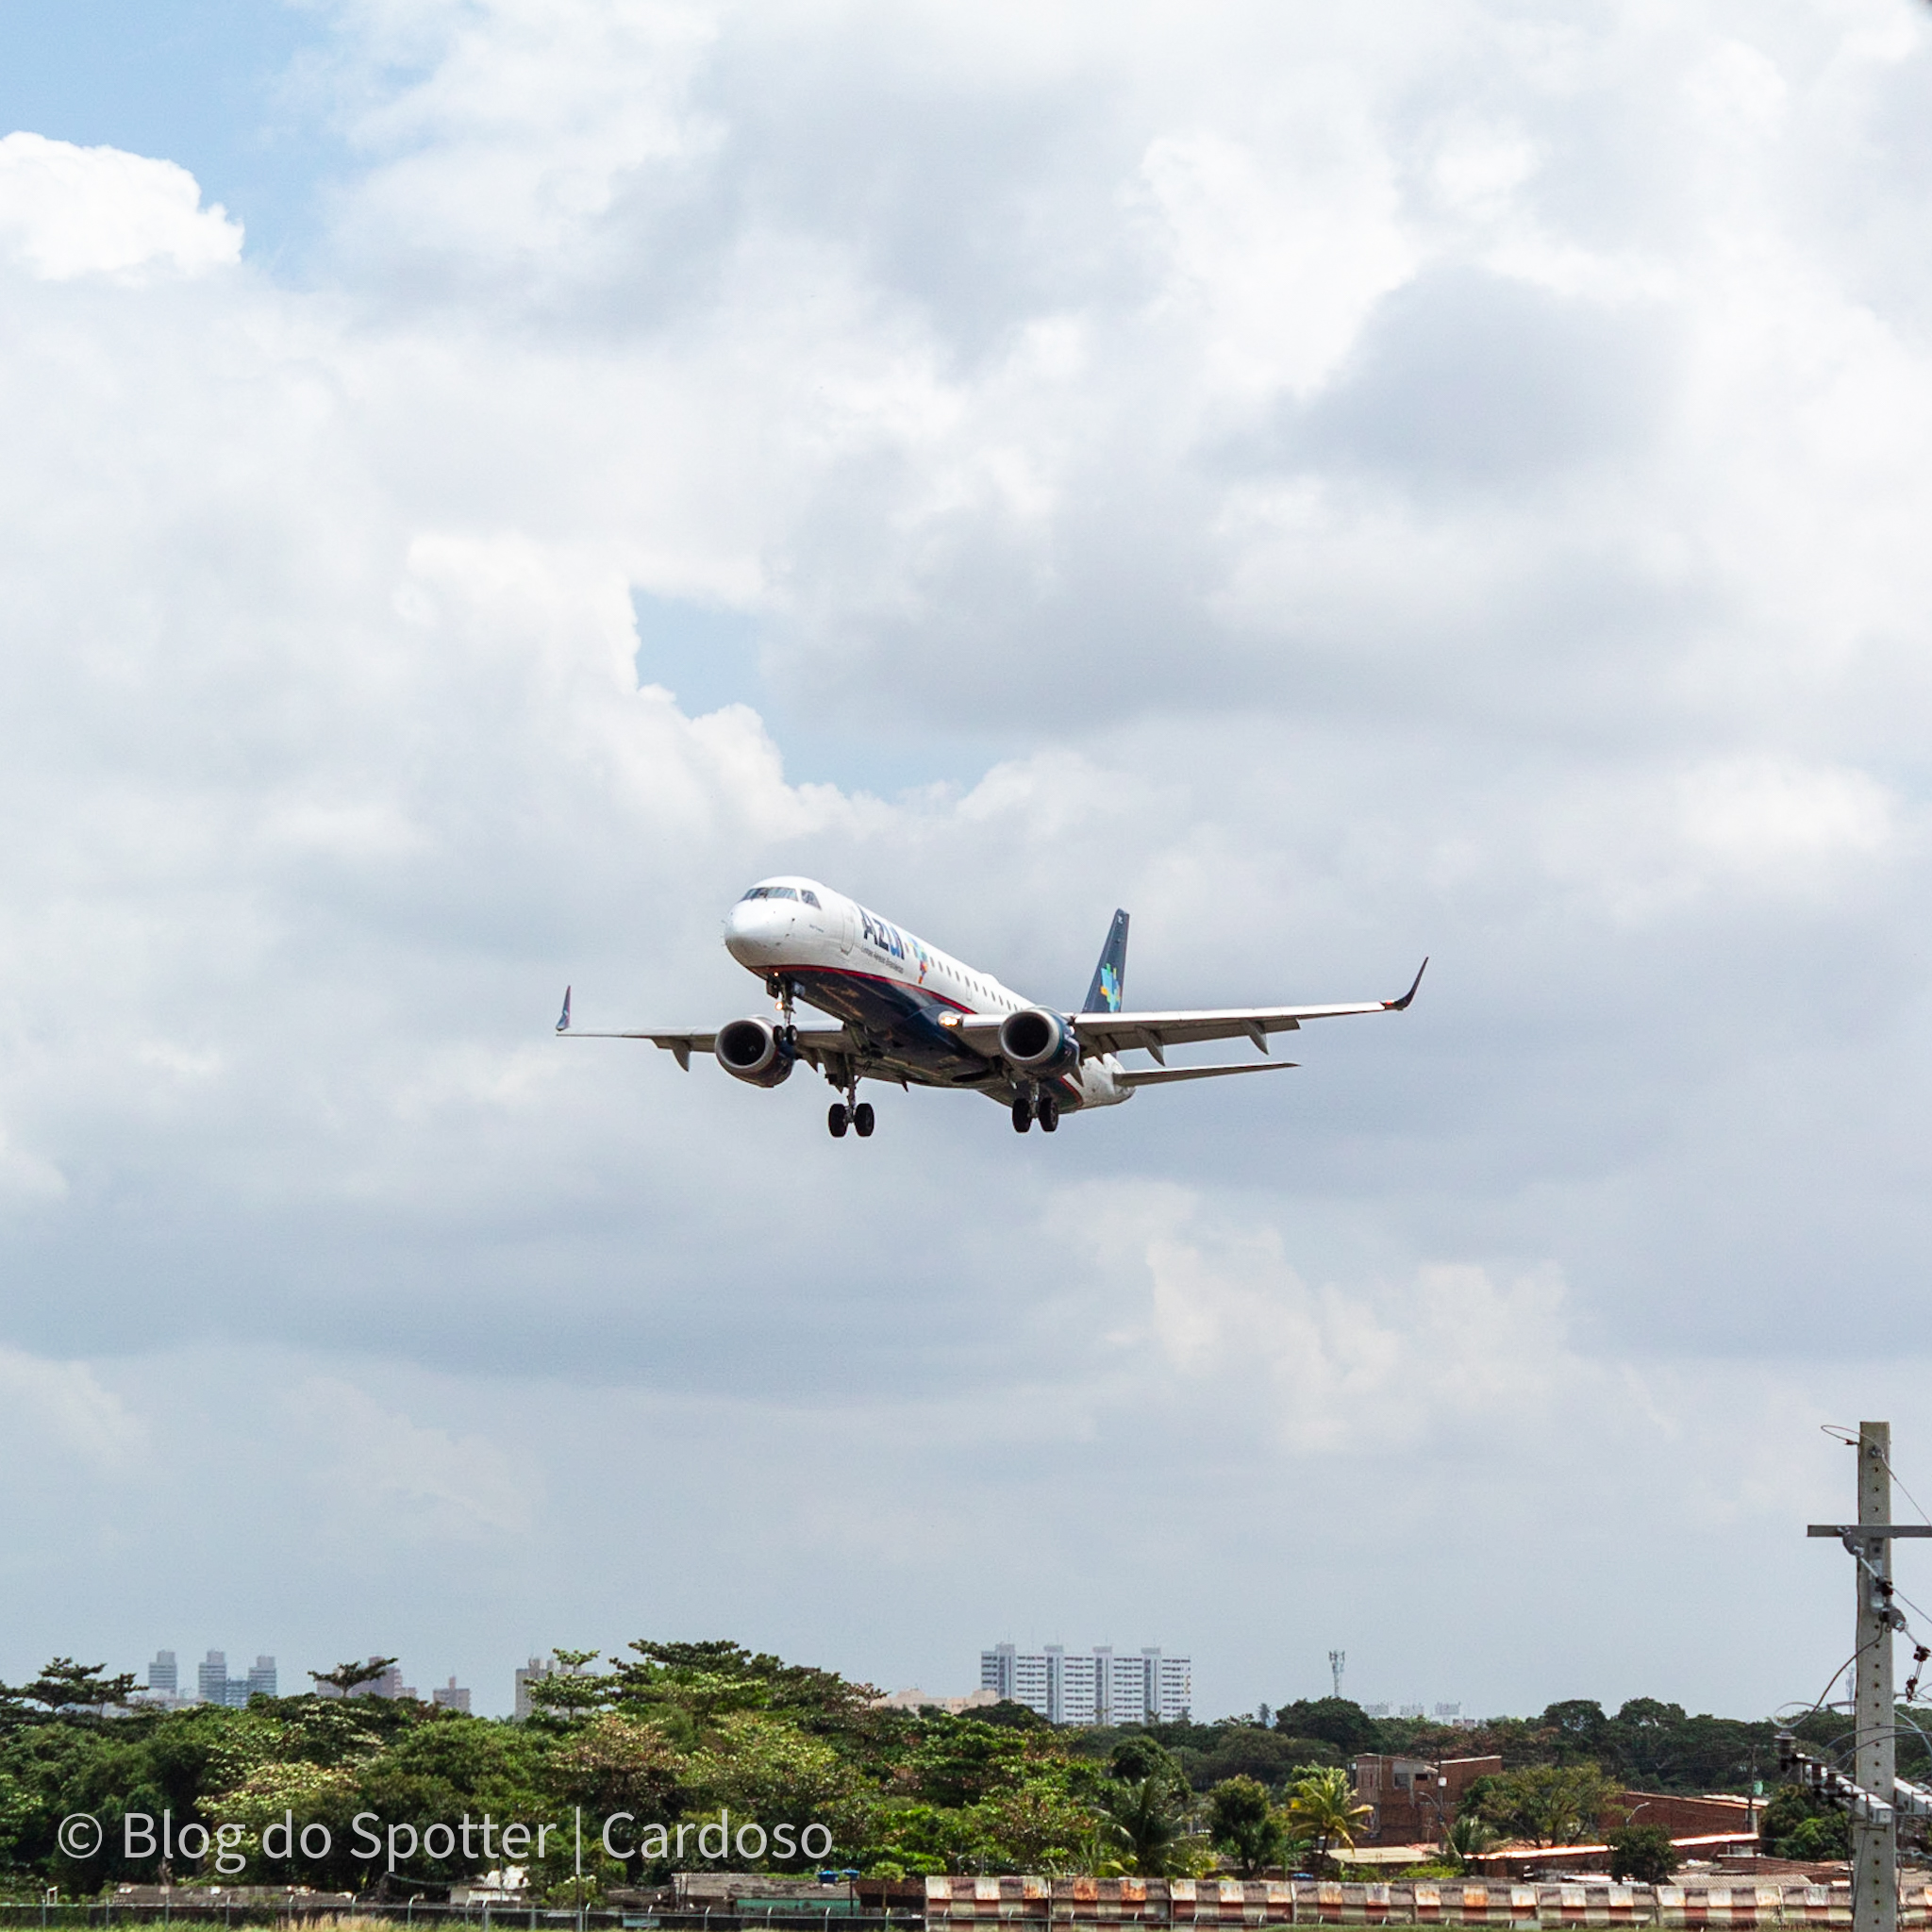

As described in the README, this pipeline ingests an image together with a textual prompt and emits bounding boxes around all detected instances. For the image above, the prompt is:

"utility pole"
[1855,1424,1898,1932]
[1329,1651,1345,1701]
[1806,1422,1932,1932]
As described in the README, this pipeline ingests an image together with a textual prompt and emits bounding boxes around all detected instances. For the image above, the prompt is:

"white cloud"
[0,133,242,281]
[0,1346,145,1471]
[4,0,1932,1714]
[297,1380,540,1541]
[1677,757,1897,874]
[1133,125,1420,405]
[1067,1182,1579,1455]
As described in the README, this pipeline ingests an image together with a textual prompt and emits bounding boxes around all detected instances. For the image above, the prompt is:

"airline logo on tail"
[1083,908,1130,1014]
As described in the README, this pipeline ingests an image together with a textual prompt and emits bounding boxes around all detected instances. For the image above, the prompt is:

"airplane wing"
[1114,1060,1300,1088]
[558,1025,860,1072]
[941,959,1426,1064]
[553,989,855,1072]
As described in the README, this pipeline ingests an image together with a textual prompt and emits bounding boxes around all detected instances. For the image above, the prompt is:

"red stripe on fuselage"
[776,961,979,1017]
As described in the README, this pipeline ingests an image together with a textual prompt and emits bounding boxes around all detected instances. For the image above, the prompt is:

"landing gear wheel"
[853,1102,875,1138]
[1011,1094,1033,1134]
[828,1104,849,1139]
[1039,1095,1060,1133]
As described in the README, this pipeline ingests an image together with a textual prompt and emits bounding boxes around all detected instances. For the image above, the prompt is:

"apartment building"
[979,1644,1191,1724]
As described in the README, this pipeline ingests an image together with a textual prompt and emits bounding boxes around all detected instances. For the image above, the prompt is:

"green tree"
[683,1710,872,1860]
[204,1760,364,1884]
[1282,1766,1371,1874]
[1272,1700,1380,1757]
[544,1712,686,1851]
[524,1649,617,1729]
[1759,1783,1849,1860]
[1172,1727,1329,1794]
[858,1801,970,1877]
[1443,1812,1499,1873]
[967,1782,1104,1874]
[908,1722,1037,1807]
[308,1657,400,1698]
[1606,1824,1679,1884]
[1098,1740,1198,1876]
[1472,1764,1624,1847]
[1207,1775,1284,1876]
[3,1659,140,1721]
[1539,1702,1609,1762]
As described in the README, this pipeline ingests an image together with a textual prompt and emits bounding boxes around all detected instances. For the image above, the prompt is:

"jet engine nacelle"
[999,1007,1080,1074]
[715,1017,796,1087]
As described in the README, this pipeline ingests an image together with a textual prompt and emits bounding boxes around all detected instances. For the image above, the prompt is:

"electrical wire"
[1853,1438,1932,1693]
[1875,1442,1932,1530]
[1790,1641,1878,1724]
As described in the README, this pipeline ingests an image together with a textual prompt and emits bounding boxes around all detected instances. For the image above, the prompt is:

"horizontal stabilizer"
[1114,1060,1298,1089]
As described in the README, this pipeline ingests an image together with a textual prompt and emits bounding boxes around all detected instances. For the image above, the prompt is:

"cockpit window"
[740,885,799,902]
[800,890,821,908]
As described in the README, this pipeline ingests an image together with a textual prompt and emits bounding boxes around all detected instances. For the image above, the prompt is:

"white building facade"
[979,1644,1191,1725]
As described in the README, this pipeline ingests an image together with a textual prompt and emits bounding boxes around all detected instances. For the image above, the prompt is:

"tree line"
[0,1649,1885,1898]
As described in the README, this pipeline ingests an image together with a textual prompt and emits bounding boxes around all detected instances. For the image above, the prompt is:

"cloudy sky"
[5,0,1932,1724]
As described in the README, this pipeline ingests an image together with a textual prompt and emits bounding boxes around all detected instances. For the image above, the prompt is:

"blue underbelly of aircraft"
[787,964,1001,1086]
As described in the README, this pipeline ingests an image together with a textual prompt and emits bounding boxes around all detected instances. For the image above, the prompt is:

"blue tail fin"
[1082,909,1130,1012]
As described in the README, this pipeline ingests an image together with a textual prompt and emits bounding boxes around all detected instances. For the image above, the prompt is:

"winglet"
[556,986,573,1033]
[1385,958,1428,1011]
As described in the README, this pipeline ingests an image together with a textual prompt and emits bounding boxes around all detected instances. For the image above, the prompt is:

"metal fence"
[16,1888,1932,1932]
[0,1908,923,1932]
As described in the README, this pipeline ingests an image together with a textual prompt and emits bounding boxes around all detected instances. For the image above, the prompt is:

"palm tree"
[1101,1768,1198,1875]
[1283,1767,1372,1874]
[1445,1813,1500,1873]
[1094,1741,1204,1876]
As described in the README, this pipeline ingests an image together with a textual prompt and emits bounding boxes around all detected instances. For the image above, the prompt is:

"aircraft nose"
[724,897,788,966]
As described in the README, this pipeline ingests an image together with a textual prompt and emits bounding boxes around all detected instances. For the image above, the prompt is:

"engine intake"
[715,1017,796,1087]
[999,1007,1079,1074]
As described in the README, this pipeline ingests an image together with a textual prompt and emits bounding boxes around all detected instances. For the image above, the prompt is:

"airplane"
[556,875,1425,1139]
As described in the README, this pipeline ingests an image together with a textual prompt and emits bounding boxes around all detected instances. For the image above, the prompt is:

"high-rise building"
[979,1644,1191,1724]
[1150,1651,1191,1723]
[147,1651,177,1697]
[352,1660,406,1700]
[432,1676,472,1713]
[247,1657,277,1700]
[514,1656,554,1723]
[198,1651,229,1705]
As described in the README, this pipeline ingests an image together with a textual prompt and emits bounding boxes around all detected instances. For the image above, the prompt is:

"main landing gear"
[828,1097,874,1139]
[1011,1091,1060,1134]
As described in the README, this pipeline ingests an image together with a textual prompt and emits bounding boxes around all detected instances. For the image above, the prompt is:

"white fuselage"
[722,875,1130,1110]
